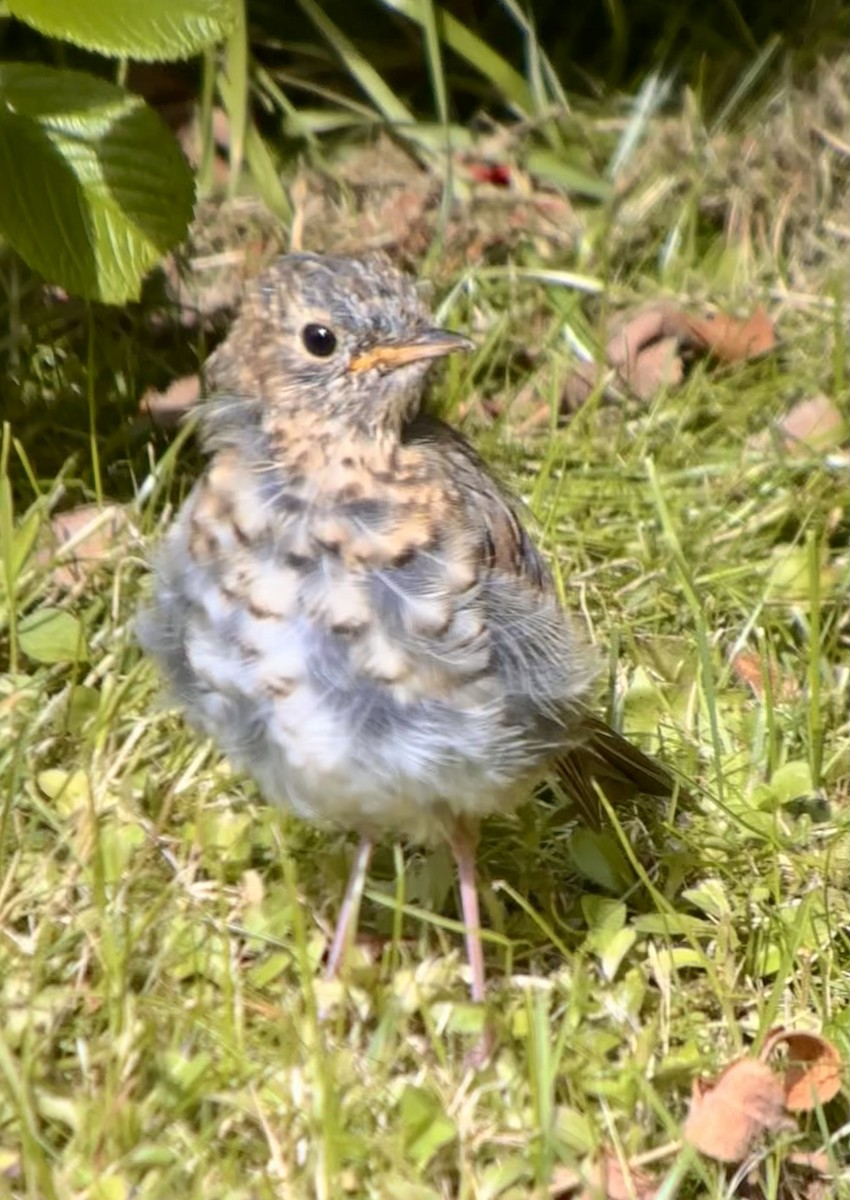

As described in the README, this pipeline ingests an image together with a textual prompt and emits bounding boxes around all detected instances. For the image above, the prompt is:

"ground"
[0,50,848,1200]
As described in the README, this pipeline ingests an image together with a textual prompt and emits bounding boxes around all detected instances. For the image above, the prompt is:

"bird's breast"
[138,441,590,835]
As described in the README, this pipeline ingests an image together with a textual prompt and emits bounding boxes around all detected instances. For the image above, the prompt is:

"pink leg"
[447,821,486,1003]
[324,835,373,980]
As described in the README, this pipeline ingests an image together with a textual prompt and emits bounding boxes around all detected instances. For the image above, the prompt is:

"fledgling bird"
[138,253,675,1021]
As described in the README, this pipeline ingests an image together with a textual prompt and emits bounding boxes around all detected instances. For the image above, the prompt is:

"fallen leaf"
[603,309,682,400]
[559,301,774,413]
[40,505,128,589]
[729,649,799,701]
[778,394,846,449]
[683,1058,790,1163]
[625,336,683,401]
[549,1150,658,1199]
[549,1163,582,1196]
[748,393,847,455]
[605,308,670,370]
[786,1149,832,1175]
[676,306,775,362]
[787,1149,836,1200]
[140,374,202,428]
[761,1028,844,1111]
[560,361,606,413]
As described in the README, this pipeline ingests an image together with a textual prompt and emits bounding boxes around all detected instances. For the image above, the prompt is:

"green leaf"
[222,0,247,193]
[8,0,234,61]
[100,820,146,884]
[19,607,89,663]
[591,927,637,981]
[38,769,92,815]
[568,829,633,892]
[196,810,252,855]
[632,913,714,936]
[769,760,814,804]
[581,895,626,931]
[0,65,195,303]
[554,1105,594,1154]
[681,877,732,920]
[399,1086,455,1168]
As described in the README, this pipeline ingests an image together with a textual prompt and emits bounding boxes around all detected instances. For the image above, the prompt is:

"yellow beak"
[348,328,473,374]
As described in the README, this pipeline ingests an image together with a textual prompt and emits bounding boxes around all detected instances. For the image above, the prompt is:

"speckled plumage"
[139,253,673,1028]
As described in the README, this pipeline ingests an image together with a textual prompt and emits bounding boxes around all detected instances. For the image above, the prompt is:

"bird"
[138,252,677,1039]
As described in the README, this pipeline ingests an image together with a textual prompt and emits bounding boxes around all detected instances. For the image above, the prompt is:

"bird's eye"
[301,323,338,358]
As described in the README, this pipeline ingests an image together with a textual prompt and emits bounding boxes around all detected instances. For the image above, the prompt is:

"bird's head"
[208,253,472,437]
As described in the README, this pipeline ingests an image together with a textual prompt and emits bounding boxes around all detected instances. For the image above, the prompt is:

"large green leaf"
[8,0,234,61]
[0,65,195,303]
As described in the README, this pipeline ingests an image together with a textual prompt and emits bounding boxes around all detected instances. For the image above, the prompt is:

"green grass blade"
[223,0,249,197]
[379,0,535,116]
[646,458,726,803]
[294,0,415,125]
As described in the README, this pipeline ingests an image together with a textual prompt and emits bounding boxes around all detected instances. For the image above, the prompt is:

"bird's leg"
[448,819,496,1066]
[324,835,373,980]
[447,819,485,1003]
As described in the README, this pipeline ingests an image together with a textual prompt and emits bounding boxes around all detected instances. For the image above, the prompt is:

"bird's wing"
[403,415,553,592]
[406,416,686,823]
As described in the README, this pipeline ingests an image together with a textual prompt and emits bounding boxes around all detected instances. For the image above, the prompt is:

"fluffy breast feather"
[138,406,599,837]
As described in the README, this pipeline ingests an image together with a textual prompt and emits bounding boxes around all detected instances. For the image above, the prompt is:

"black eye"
[301,323,337,357]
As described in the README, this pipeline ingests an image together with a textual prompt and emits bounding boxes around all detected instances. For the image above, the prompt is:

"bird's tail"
[554,714,688,827]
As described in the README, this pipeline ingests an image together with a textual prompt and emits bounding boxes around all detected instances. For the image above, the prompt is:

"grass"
[1,30,849,1200]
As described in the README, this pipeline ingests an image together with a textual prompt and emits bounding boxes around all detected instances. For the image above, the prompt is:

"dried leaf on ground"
[559,301,775,415]
[39,505,129,589]
[683,1058,790,1163]
[550,1150,658,1198]
[624,336,683,401]
[787,1149,832,1175]
[748,393,848,455]
[786,1149,838,1200]
[761,1028,844,1111]
[729,649,800,701]
[673,305,775,361]
[140,374,202,428]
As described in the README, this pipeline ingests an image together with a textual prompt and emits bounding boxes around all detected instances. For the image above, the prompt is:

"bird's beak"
[348,328,474,374]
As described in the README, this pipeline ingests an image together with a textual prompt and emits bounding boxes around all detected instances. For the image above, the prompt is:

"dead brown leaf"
[140,374,202,428]
[729,649,800,701]
[603,309,685,401]
[748,393,847,455]
[683,1058,790,1163]
[761,1028,844,1112]
[786,1149,832,1175]
[674,305,775,362]
[560,360,604,413]
[786,1149,837,1200]
[626,336,683,401]
[40,505,129,589]
[605,307,669,370]
[549,1150,658,1199]
[559,301,775,414]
